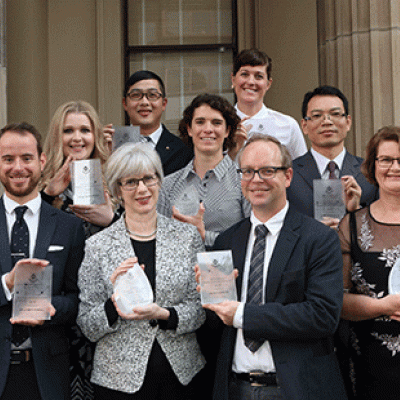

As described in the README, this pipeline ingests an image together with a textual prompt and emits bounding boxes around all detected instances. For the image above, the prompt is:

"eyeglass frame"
[237,166,288,181]
[117,174,159,190]
[375,156,400,168]
[304,111,347,123]
[125,89,163,102]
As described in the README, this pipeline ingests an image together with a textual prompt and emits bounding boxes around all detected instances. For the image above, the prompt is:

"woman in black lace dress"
[338,126,400,399]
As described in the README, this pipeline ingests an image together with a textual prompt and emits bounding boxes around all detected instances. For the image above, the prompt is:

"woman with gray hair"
[77,143,206,399]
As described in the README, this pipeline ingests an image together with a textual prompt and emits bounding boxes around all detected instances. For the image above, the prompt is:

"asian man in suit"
[0,122,85,400]
[287,85,378,227]
[199,135,347,400]
[120,70,193,176]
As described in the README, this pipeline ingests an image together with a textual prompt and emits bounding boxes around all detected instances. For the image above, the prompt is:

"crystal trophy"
[70,159,105,205]
[313,179,346,221]
[12,262,53,320]
[174,186,200,216]
[113,263,154,314]
[112,126,142,151]
[198,251,237,305]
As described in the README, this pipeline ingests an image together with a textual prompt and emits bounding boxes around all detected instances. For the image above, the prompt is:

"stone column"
[317,0,400,156]
[0,0,6,128]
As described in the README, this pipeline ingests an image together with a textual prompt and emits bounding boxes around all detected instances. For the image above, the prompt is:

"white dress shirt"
[310,147,346,179]
[1,193,42,300]
[232,202,289,373]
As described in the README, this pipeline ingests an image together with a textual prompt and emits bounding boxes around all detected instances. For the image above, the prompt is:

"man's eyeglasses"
[118,175,158,190]
[237,167,287,181]
[375,156,400,169]
[126,89,163,102]
[304,111,347,123]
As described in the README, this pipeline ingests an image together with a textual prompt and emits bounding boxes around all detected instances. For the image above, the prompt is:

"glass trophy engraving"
[388,257,400,294]
[313,179,346,221]
[71,159,105,205]
[174,186,200,216]
[198,251,237,305]
[113,263,154,314]
[112,125,142,151]
[12,262,53,320]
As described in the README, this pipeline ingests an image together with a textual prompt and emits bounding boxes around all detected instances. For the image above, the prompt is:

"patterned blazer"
[77,213,206,394]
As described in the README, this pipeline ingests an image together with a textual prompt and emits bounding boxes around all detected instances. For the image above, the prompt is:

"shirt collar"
[147,124,163,145]
[235,103,268,120]
[184,154,233,181]
[310,147,346,176]
[4,192,41,216]
[250,201,289,237]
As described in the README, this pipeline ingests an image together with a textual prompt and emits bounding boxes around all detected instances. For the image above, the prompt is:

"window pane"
[128,0,233,46]
[129,50,235,133]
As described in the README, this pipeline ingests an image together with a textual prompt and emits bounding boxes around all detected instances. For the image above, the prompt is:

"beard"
[2,173,41,199]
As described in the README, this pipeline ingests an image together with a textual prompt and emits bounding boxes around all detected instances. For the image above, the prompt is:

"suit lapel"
[266,207,301,302]
[155,126,172,164]
[341,152,360,178]
[0,198,12,275]
[232,219,251,299]
[34,201,57,259]
[296,151,321,190]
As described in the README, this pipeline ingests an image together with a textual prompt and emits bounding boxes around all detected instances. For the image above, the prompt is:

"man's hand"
[5,259,49,292]
[203,301,240,326]
[10,303,56,327]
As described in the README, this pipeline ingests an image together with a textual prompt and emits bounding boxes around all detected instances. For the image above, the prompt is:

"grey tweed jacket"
[77,213,206,394]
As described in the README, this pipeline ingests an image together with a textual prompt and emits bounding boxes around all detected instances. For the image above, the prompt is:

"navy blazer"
[156,125,193,176]
[287,150,378,217]
[211,207,348,400]
[0,198,85,400]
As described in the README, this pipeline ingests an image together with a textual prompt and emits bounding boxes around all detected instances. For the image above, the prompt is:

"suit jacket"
[287,150,378,217]
[0,198,85,400]
[212,207,348,400]
[156,125,193,176]
[77,213,206,394]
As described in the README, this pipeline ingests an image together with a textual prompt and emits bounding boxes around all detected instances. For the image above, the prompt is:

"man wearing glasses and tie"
[120,70,193,176]
[287,86,378,228]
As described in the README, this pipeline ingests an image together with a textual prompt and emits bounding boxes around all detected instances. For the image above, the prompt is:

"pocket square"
[48,245,64,252]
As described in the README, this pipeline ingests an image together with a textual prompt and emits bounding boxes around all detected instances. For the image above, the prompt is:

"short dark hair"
[124,70,166,98]
[233,49,272,79]
[362,126,400,187]
[0,122,43,155]
[301,86,349,118]
[179,93,240,152]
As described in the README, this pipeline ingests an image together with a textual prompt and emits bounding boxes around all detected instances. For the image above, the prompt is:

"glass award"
[70,159,105,205]
[198,251,237,305]
[12,262,53,320]
[174,186,200,216]
[112,126,142,151]
[388,257,400,294]
[113,263,154,314]
[313,179,346,221]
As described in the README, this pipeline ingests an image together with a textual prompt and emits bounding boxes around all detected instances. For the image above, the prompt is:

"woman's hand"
[228,117,251,160]
[111,299,169,321]
[43,155,74,197]
[320,216,341,230]
[70,191,114,227]
[109,257,139,285]
[172,203,206,240]
[103,124,114,153]
[342,175,361,212]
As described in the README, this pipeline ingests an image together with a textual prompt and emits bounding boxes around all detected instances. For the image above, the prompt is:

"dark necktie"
[244,224,268,352]
[10,206,30,347]
[327,161,338,179]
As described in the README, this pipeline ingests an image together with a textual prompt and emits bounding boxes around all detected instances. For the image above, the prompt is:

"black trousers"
[1,360,42,400]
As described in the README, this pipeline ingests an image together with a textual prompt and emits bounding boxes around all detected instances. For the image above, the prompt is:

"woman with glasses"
[77,143,205,400]
[157,93,251,249]
[338,126,400,399]
[228,48,307,160]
